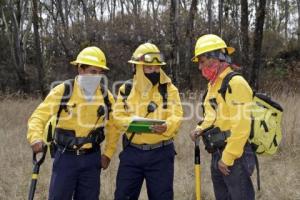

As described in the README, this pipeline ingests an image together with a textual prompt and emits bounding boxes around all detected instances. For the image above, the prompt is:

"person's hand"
[190,129,203,141]
[150,123,167,134]
[101,154,111,170]
[218,160,230,176]
[31,141,45,154]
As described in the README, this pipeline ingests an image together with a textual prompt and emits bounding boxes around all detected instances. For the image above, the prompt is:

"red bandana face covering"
[201,62,219,82]
[201,61,230,84]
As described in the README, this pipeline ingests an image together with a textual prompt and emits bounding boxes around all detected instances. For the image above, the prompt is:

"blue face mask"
[145,72,160,86]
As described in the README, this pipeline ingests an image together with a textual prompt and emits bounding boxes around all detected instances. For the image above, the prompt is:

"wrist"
[31,139,43,146]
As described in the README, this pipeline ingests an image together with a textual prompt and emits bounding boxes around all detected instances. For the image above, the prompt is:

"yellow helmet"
[70,46,109,70]
[128,43,166,66]
[192,34,235,62]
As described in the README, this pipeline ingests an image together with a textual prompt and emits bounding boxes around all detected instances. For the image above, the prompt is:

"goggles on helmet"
[132,53,165,64]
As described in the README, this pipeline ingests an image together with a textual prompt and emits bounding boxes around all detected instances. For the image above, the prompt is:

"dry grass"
[0,92,299,200]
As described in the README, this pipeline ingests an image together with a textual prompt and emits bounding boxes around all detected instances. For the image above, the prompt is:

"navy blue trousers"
[48,150,101,200]
[211,144,256,200]
[114,143,176,200]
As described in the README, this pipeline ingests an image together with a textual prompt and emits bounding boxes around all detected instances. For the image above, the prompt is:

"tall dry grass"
[0,91,299,200]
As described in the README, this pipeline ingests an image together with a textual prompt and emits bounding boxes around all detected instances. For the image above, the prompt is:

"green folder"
[127,117,166,133]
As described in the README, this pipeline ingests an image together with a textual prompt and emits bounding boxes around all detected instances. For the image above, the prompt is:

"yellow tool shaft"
[32,173,38,180]
[195,164,201,200]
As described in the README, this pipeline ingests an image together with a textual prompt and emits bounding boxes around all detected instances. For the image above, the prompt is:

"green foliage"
[274,64,288,78]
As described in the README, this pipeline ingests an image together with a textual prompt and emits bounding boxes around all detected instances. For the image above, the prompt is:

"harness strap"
[120,80,133,110]
[100,83,112,120]
[218,72,241,101]
[158,83,168,109]
[56,79,74,125]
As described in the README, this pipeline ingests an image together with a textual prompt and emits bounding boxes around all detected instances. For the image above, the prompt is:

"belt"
[129,139,174,151]
[57,145,99,156]
[54,128,105,149]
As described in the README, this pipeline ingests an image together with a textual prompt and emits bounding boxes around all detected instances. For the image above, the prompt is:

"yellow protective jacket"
[197,67,253,166]
[27,78,119,159]
[112,65,183,144]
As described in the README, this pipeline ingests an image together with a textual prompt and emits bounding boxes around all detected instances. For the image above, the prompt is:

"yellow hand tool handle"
[195,138,201,200]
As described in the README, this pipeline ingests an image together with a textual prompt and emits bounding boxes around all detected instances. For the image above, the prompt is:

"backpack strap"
[158,83,168,109]
[218,72,241,101]
[100,83,112,120]
[56,79,74,125]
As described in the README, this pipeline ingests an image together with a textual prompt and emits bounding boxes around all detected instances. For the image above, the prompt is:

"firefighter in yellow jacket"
[190,34,256,200]
[27,47,118,200]
[113,43,183,200]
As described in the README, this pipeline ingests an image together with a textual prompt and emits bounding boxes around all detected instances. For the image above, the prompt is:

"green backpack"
[218,72,283,155]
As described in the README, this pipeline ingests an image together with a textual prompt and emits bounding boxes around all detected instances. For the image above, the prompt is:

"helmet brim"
[191,46,235,63]
[128,60,166,66]
[70,60,110,70]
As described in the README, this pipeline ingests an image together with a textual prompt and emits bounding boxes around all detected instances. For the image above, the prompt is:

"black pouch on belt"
[88,127,105,145]
[54,128,77,148]
[201,127,231,153]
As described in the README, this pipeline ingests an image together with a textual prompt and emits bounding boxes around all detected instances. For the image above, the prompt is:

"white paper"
[131,116,166,124]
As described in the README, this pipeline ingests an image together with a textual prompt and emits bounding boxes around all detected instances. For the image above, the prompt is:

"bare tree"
[184,0,197,89]
[250,0,267,89]
[80,0,90,21]
[218,0,224,36]
[284,0,289,41]
[1,0,31,93]
[32,0,46,96]
[169,0,179,84]
[240,0,250,80]
[51,0,73,59]
[297,0,300,46]
[120,0,125,17]
[207,0,212,33]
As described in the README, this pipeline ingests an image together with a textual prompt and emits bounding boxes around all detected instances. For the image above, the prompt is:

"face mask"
[77,75,102,101]
[201,62,219,82]
[145,72,160,85]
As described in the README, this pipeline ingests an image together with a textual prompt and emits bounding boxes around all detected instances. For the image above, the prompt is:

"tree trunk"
[207,0,212,33]
[2,0,30,93]
[184,0,197,89]
[120,0,125,17]
[218,0,224,36]
[250,0,266,89]
[64,0,69,27]
[297,0,300,47]
[80,0,90,24]
[32,0,46,96]
[112,0,116,21]
[240,0,250,80]
[169,0,179,84]
[284,0,289,41]
[53,0,72,59]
